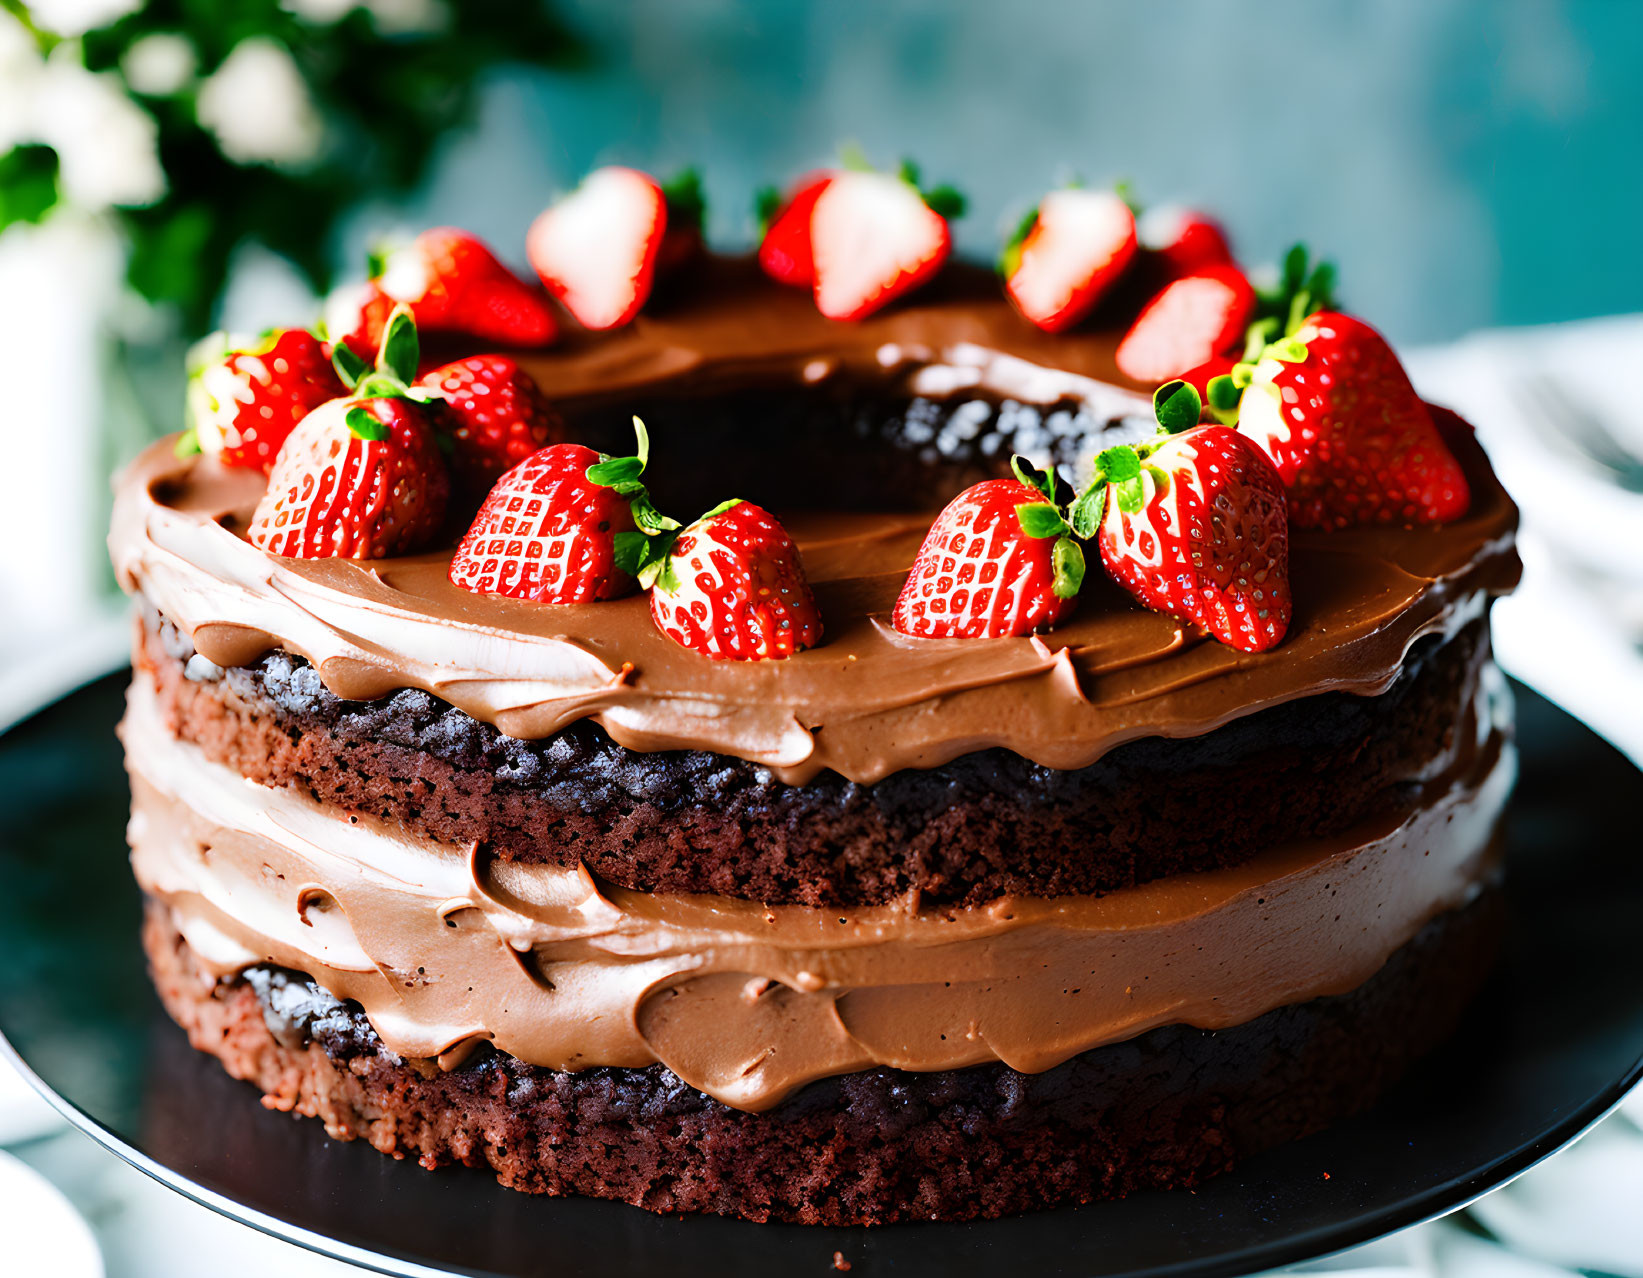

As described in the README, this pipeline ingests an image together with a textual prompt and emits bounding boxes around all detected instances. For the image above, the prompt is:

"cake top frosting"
[111,250,1519,782]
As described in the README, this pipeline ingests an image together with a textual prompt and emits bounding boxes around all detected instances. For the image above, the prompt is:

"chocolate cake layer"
[143,890,1503,1224]
[138,604,1489,907]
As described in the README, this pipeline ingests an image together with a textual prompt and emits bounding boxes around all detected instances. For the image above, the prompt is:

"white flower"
[27,0,140,38]
[195,38,323,168]
[122,33,196,97]
[33,50,166,208]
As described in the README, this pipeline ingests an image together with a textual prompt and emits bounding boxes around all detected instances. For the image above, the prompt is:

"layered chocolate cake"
[111,170,1520,1225]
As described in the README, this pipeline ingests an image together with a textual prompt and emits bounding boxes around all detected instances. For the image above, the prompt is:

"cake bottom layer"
[143,889,1503,1225]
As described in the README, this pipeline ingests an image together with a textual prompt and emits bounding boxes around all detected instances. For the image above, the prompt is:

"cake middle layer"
[124,663,1514,1113]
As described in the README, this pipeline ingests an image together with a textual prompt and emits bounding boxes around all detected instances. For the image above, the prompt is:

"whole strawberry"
[1001,187,1138,333]
[418,354,563,492]
[646,500,822,660]
[810,159,964,321]
[180,328,344,471]
[328,228,556,357]
[1220,310,1471,530]
[448,419,671,605]
[249,396,448,560]
[250,306,449,560]
[1071,381,1291,653]
[754,170,834,287]
[1115,262,1255,384]
[892,469,1084,638]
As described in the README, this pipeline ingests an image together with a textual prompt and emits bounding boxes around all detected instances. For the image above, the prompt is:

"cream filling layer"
[125,670,1514,1113]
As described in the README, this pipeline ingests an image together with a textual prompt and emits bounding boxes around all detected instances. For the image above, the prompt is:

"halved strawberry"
[810,164,963,321]
[645,499,822,660]
[447,422,675,605]
[1222,311,1471,530]
[1115,262,1256,384]
[754,170,834,287]
[526,166,668,331]
[1001,188,1138,333]
[1137,206,1233,278]
[417,354,563,493]
[179,328,345,472]
[1072,381,1291,653]
[892,468,1084,638]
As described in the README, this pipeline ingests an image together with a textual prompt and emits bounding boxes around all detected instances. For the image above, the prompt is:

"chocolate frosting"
[108,256,1519,782]
[125,663,1513,1112]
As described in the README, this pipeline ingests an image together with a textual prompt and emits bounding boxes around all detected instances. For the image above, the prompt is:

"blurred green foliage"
[0,0,582,334]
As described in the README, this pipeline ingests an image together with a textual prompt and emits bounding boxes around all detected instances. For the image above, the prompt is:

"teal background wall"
[354,0,1641,345]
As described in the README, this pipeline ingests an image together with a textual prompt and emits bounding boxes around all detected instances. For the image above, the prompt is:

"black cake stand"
[1,670,1640,1278]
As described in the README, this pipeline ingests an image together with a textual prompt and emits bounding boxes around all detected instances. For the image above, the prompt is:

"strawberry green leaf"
[345,404,389,442]
[332,342,368,388]
[1051,536,1085,600]
[173,429,202,459]
[1268,336,1309,363]
[629,493,681,535]
[1114,474,1147,515]
[1015,501,1070,540]
[922,184,966,219]
[1069,481,1106,539]
[838,142,872,172]
[897,158,922,188]
[612,531,648,578]
[1010,453,1057,501]
[365,246,390,280]
[999,206,1039,277]
[753,184,781,235]
[661,167,705,232]
[1206,374,1243,424]
[380,304,419,385]
[586,455,644,489]
[1241,315,1280,362]
[1153,380,1202,434]
[1096,445,1141,484]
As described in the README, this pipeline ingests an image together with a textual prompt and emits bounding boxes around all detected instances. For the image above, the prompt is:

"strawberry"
[377,227,556,347]
[1115,262,1256,384]
[892,468,1084,638]
[1137,206,1233,278]
[179,328,345,472]
[810,162,964,321]
[447,420,674,605]
[525,166,676,331]
[754,171,834,287]
[417,354,563,492]
[248,397,448,560]
[249,305,449,559]
[1001,187,1138,333]
[323,278,396,361]
[1070,380,1291,653]
[645,499,822,660]
[1219,310,1471,530]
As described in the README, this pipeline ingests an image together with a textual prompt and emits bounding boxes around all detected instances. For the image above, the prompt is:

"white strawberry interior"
[1011,190,1131,317]
[811,171,946,319]
[527,167,661,330]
